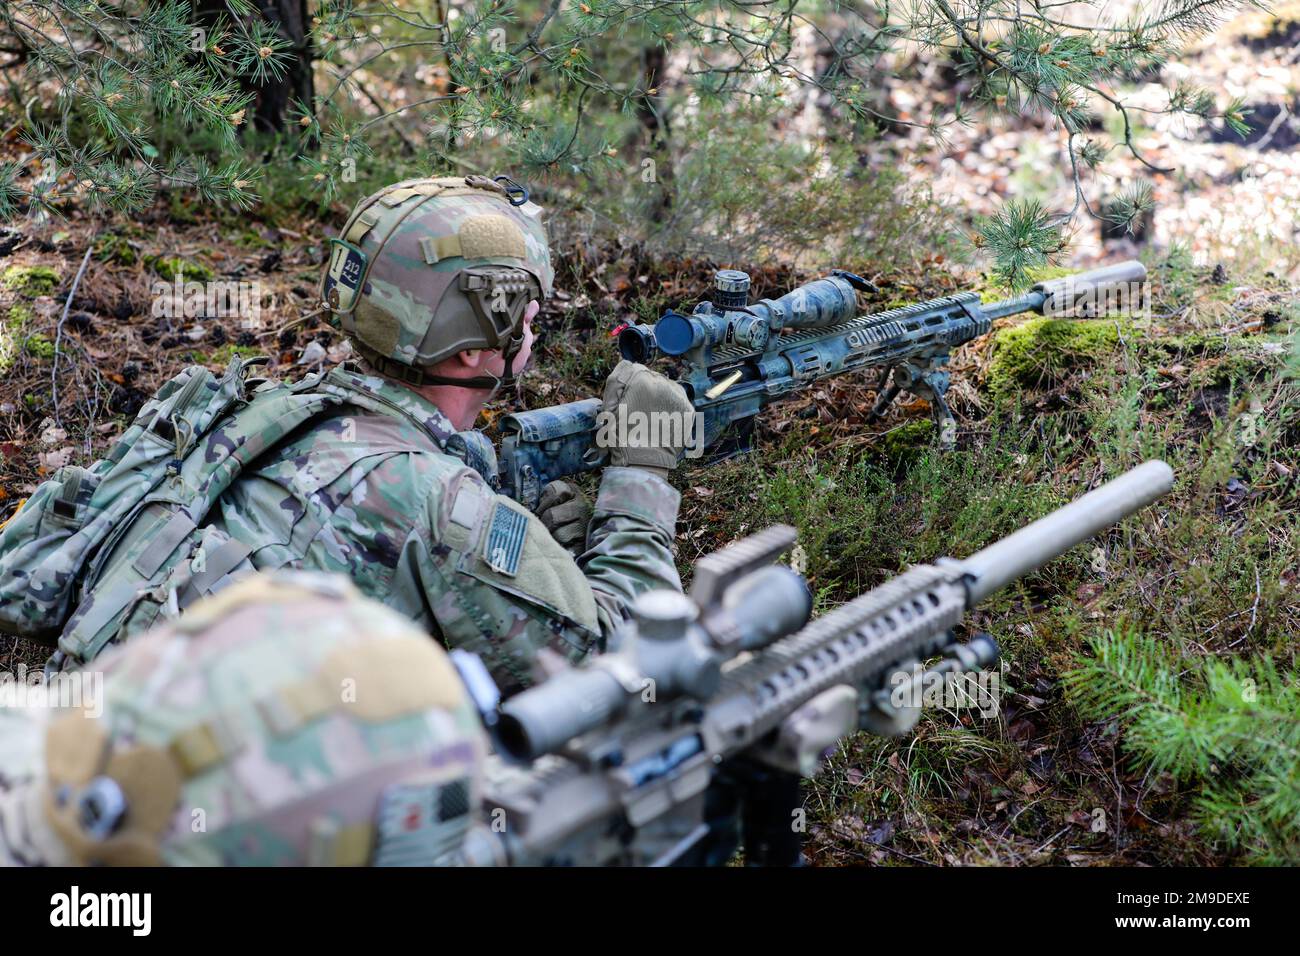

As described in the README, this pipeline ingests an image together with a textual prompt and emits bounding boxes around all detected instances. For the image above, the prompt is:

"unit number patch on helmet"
[483,501,528,577]
[323,239,368,313]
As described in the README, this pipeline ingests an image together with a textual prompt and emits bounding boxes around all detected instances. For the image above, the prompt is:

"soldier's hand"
[599,360,696,476]
[537,480,593,551]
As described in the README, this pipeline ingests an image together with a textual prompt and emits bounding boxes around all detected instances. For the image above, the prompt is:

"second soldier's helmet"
[0,572,487,866]
[321,175,553,388]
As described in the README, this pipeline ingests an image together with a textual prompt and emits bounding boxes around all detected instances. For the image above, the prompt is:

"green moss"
[986,318,1120,401]
[1,304,34,373]
[94,233,138,266]
[4,303,34,328]
[146,255,214,283]
[204,343,265,365]
[235,229,273,250]
[23,332,55,360]
[1191,350,1273,389]
[1,265,60,297]
[0,322,15,376]
[1139,332,1275,389]
[879,418,935,464]
[1153,332,1226,355]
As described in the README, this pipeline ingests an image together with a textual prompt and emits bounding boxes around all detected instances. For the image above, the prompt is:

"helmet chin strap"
[417,332,524,399]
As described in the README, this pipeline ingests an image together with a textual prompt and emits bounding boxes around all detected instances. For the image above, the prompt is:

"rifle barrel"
[981,291,1045,320]
[956,460,1173,603]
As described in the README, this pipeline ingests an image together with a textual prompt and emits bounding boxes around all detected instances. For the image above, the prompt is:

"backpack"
[0,355,343,669]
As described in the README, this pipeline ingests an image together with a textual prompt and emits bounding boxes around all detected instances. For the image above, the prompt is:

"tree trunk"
[196,0,314,134]
[636,41,672,224]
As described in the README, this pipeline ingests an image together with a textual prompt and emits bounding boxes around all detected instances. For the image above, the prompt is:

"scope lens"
[494,713,535,762]
[617,325,654,362]
[654,313,697,356]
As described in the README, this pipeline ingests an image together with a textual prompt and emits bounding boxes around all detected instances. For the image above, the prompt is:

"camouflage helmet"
[322,175,553,388]
[0,572,488,866]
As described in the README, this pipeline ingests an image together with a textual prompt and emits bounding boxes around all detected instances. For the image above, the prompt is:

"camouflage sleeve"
[417,466,604,695]
[0,708,60,867]
[578,466,683,636]
[414,464,680,694]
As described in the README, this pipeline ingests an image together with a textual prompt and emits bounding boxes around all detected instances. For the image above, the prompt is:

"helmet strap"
[355,341,522,397]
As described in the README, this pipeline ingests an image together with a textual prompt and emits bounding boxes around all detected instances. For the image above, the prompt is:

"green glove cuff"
[594,466,680,531]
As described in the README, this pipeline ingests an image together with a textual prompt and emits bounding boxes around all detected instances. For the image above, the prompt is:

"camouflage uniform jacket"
[209,366,682,692]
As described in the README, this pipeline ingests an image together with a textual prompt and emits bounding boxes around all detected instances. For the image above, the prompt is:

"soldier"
[203,175,694,694]
[0,572,488,866]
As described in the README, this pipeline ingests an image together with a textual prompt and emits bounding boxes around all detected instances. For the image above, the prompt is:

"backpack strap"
[56,387,349,666]
[177,537,254,608]
[130,511,198,579]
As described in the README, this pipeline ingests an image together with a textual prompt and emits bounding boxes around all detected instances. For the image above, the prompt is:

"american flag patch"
[484,502,527,576]
[373,779,471,867]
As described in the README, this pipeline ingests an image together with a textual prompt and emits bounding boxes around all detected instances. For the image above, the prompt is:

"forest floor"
[1,8,1298,866]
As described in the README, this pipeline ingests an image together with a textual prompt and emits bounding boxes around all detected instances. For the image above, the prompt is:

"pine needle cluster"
[0,1,1259,281]
[1065,629,1300,864]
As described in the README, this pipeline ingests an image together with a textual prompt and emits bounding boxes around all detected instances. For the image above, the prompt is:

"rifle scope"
[619,260,1148,364]
[497,563,811,762]
[632,271,861,359]
[496,460,1172,764]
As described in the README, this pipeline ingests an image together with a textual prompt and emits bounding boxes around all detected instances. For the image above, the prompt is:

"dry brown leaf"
[39,446,74,470]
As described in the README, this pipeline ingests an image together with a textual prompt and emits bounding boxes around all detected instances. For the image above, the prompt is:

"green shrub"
[1065,630,1300,864]
[569,100,962,276]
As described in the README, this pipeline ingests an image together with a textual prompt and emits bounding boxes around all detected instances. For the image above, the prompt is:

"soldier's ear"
[457,348,485,368]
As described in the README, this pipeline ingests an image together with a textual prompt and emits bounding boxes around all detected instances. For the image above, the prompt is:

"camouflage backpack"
[0,355,346,668]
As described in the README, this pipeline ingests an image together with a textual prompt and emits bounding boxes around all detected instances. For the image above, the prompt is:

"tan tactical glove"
[537,480,593,552]
[599,360,696,477]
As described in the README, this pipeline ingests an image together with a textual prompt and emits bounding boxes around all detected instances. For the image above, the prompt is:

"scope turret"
[713,270,751,309]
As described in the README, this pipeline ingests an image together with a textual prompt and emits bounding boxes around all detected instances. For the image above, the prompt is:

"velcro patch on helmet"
[43,714,183,867]
[373,776,473,866]
[45,711,108,785]
[483,501,528,576]
[320,636,466,721]
[457,215,527,261]
[323,239,368,313]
